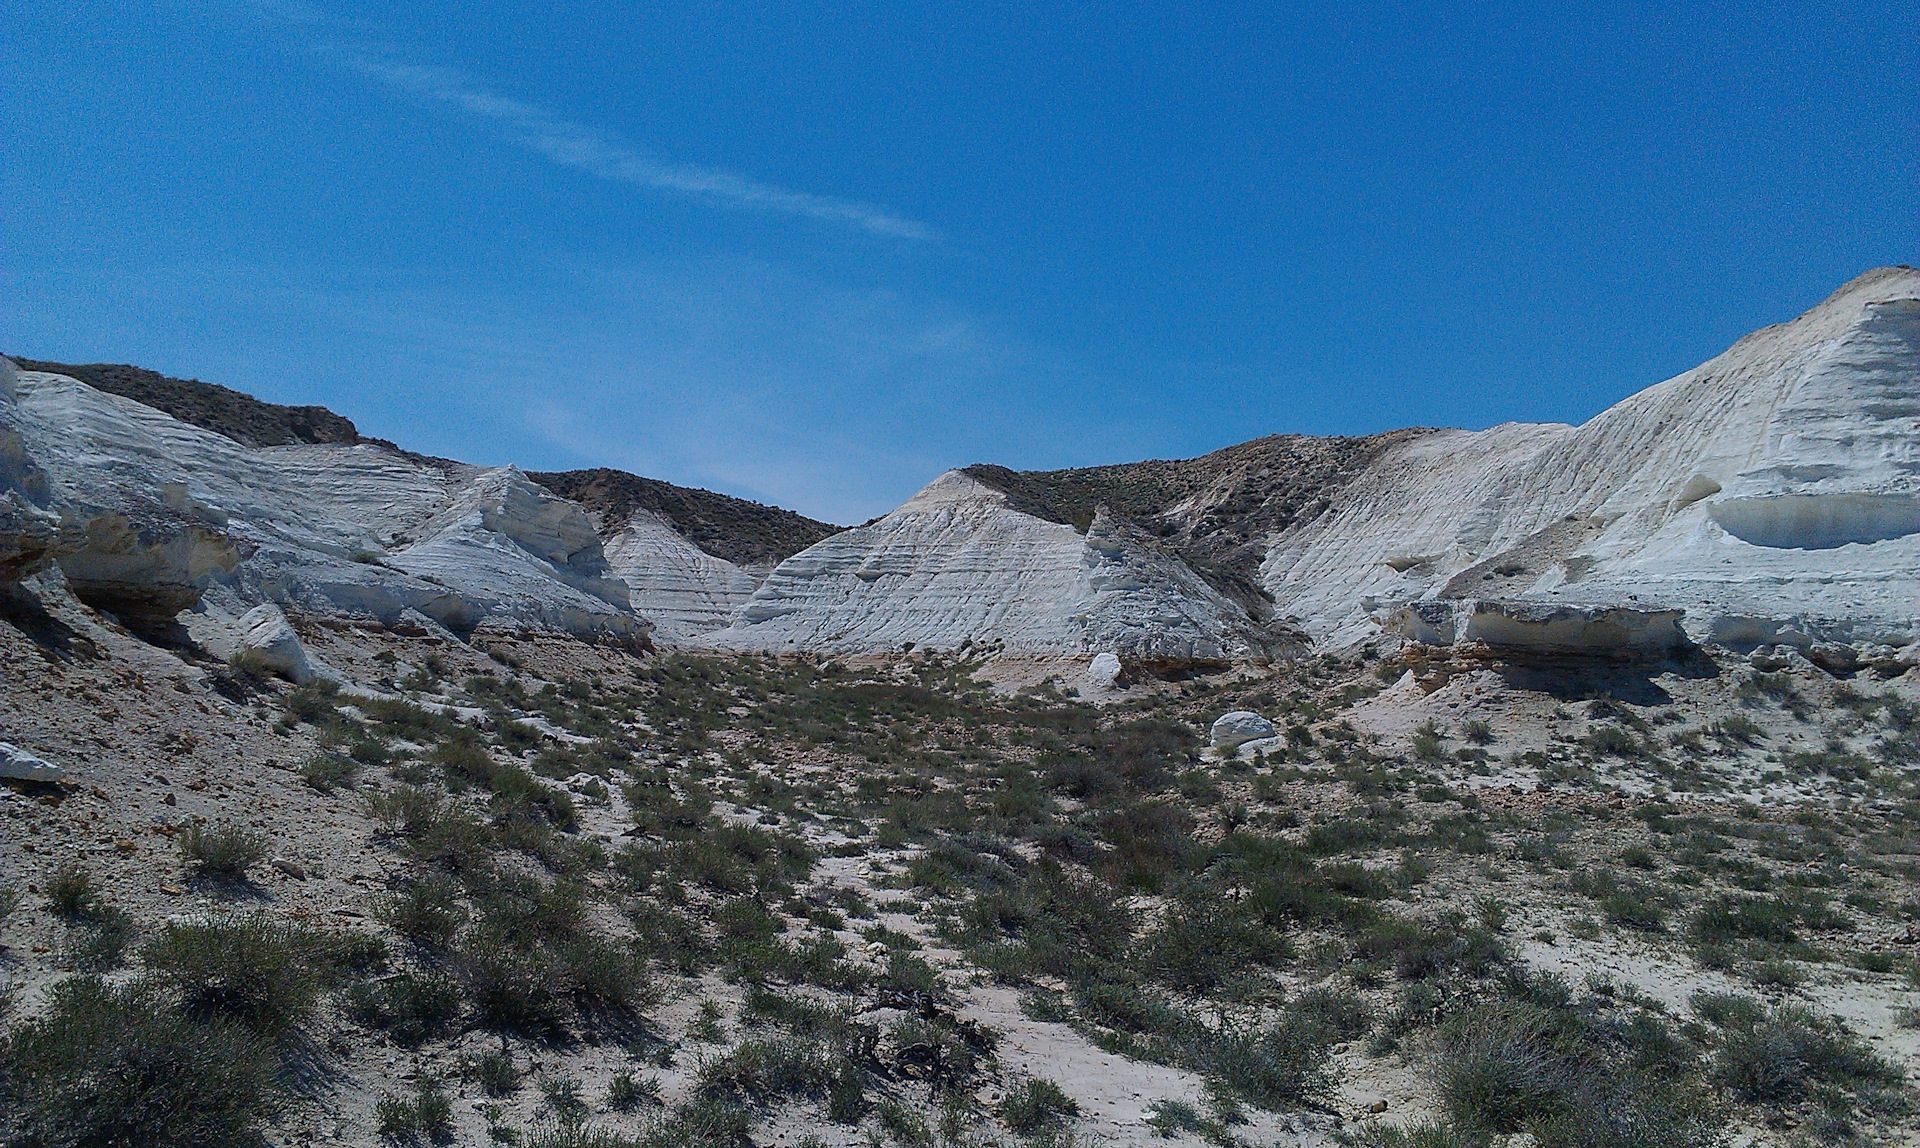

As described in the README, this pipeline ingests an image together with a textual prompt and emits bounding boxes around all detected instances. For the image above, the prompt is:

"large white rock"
[1266,267,1920,650]
[701,470,1276,659]
[0,742,64,783]
[237,602,313,683]
[1210,711,1276,751]
[1087,652,1123,688]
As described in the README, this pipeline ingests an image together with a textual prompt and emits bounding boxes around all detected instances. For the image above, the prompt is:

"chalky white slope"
[600,510,763,642]
[1263,266,1920,649]
[703,470,1276,659]
[0,365,643,638]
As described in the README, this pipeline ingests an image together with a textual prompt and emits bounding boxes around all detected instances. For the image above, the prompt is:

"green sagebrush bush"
[1,976,280,1148]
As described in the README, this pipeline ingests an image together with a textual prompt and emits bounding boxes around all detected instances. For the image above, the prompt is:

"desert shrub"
[1582,725,1642,758]
[559,932,652,1013]
[64,902,136,972]
[1437,1002,1567,1132]
[1531,1072,1722,1148]
[1203,1015,1335,1109]
[363,697,456,743]
[43,864,136,971]
[539,1073,589,1126]
[142,915,322,1035]
[1139,889,1292,995]
[1463,719,1495,745]
[1411,722,1447,761]
[0,976,280,1147]
[376,1078,453,1144]
[454,928,570,1035]
[179,821,268,878]
[280,681,339,724]
[300,752,359,792]
[1096,802,1196,891]
[1353,916,1505,981]
[467,1048,520,1096]
[46,863,97,917]
[1705,1000,1901,1105]
[1344,1124,1485,1148]
[1690,895,1799,944]
[998,1078,1079,1134]
[379,877,466,948]
[344,972,463,1044]
[1289,986,1374,1040]
[607,1071,659,1111]
[694,1036,842,1102]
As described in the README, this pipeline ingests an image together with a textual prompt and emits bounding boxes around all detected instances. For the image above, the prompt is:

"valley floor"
[2,575,1918,1148]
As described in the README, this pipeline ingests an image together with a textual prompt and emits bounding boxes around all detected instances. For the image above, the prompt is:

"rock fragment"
[0,742,65,782]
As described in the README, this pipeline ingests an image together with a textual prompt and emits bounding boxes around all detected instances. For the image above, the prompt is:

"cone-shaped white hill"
[1264,266,1920,648]
[1,367,643,638]
[703,469,1277,659]
[602,510,763,642]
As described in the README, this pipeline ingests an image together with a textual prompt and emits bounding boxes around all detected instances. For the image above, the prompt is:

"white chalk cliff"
[1262,266,1920,650]
[3,266,1913,664]
[601,510,763,642]
[0,362,643,639]
[703,470,1280,660]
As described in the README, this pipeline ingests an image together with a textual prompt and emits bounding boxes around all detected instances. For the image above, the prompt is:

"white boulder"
[1210,711,1276,751]
[1087,652,1122,689]
[0,742,64,783]
[237,602,314,683]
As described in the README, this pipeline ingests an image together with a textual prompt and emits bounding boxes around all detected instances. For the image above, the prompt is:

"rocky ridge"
[2,266,1914,672]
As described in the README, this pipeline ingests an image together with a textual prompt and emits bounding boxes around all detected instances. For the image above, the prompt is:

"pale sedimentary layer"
[1264,267,1920,651]
[1386,599,1689,656]
[601,510,762,642]
[0,364,644,639]
[703,470,1280,660]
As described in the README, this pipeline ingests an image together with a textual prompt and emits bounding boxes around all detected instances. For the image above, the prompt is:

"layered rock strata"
[0,361,644,641]
[1264,267,1920,652]
[704,470,1283,661]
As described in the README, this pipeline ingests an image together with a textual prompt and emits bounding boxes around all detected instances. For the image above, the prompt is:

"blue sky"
[4,2,1913,523]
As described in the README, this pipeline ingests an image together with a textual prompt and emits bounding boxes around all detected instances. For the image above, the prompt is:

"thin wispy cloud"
[247,2,933,240]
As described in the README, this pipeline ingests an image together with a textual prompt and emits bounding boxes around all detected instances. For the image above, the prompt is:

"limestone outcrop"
[0,742,64,783]
[1386,599,1689,657]
[703,470,1280,660]
[1,363,645,641]
[1264,267,1920,652]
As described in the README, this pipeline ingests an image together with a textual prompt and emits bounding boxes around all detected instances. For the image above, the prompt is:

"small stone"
[1368,1100,1388,1114]
[160,883,184,895]
[114,839,137,856]
[162,792,176,805]
[270,857,307,880]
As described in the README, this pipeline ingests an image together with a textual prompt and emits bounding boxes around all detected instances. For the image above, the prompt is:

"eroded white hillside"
[0,366,644,639]
[1264,266,1920,649]
[703,469,1278,660]
[602,510,762,642]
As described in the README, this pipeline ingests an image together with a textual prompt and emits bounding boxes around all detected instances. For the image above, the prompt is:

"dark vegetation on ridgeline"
[9,357,363,449]
[529,468,842,567]
[964,429,1427,614]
